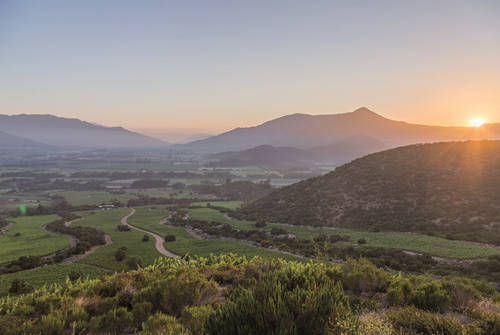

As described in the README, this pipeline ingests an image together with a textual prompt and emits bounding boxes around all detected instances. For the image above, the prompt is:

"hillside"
[206,136,386,167]
[0,114,167,148]
[183,107,500,153]
[236,141,500,243]
[1,254,499,335]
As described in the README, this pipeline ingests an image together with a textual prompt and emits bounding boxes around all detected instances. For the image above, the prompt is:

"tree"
[165,235,176,242]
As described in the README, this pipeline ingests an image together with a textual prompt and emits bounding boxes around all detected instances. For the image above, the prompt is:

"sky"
[1,0,499,136]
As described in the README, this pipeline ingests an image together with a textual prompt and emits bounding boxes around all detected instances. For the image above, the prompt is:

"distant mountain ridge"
[183,107,500,153]
[0,114,167,148]
[207,136,386,167]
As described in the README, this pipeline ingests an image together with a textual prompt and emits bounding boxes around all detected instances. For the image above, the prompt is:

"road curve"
[121,208,180,259]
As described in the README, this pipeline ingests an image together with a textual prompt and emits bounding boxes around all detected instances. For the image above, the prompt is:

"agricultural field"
[0,215,69,263]
[127,188,206,199]
[187,207,500,259]
[56,191,137,206]
[73,209,162,271]
[127,206,301,261]
[0,263,104,296]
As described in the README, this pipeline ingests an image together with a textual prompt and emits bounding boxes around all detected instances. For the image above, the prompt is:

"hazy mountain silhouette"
[0,114,168,148]
[207,136,386,167]
[184,107,500,153]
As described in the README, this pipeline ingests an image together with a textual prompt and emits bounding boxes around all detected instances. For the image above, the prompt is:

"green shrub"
[89,307,133,334]
[165,234,176,242]
[388,307,462,335]
[9,278,33,294]
[342,258,390,295]
[143,234,150,242]
[115,247,127,261]
[127,256,144,269]
[142,313,190,335]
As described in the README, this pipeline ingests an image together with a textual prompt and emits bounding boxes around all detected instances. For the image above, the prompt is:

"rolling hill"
[184,107,500,153]
[235,141,500,243]
[0,114,167,148]
[207,136,386,167]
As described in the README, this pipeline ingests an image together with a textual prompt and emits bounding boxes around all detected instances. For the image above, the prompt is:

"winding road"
[121,208,180,259]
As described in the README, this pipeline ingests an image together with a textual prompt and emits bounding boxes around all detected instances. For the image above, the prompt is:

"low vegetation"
[1,255,499,335]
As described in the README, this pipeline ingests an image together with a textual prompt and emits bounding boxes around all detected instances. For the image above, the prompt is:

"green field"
[128,206,301,261]
[0,263,104,296]
[187,208,500,259]
[73,209,162,271]
[0,215,70,263]
[57,191,137,206]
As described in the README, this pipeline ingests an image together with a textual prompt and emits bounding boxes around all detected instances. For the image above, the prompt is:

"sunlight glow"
[470,118,486,127]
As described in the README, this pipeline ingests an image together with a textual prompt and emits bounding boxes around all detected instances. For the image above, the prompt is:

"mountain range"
[0,114,167,149]
[184,107,500,153]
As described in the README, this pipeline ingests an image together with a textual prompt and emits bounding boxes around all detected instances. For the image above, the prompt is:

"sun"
[470,118,486,127]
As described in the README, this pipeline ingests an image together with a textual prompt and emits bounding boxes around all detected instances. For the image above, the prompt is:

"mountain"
[0,131,52,149]
[235,141,500,243]
[0,114,167,148]
[207,145,314,167]
[207,136,386,167]
[183,107,500,153]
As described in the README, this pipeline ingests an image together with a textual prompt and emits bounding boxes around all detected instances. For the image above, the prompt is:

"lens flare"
[470,118,486,127]
[19,205,27,216]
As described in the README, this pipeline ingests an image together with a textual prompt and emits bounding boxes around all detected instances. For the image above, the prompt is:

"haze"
[1,0,499,135]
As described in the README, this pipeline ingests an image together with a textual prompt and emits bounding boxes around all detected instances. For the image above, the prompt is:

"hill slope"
[236,141,500,243]
[0,114,167,148]
[184,107,500,153]
[207,136,386,167]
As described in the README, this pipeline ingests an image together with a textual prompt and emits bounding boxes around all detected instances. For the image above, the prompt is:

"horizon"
[1,1,500,133]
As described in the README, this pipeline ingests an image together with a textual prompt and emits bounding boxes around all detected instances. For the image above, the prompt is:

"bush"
[342,258,390,295]
[165,235,176,242]
[357,238,367,245]
[254,220,267,228]
[205,271,356,334]
[388,307,462,335]
[142,313,189,335]
[127,256,143,269]
[142,234,150,242]
[115,247,128,261]
[9,278,33,294]
[117,224,131,232]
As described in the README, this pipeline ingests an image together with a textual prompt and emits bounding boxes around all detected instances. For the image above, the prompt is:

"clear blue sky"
[1,0,499,132]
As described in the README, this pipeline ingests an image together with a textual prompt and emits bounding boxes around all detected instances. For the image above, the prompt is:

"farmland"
[56,191,137,206]
[187,207,500,259]
[73,209,161,271]
[0,215,69,263]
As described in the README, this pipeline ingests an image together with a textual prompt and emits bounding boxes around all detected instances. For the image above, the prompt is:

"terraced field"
[0,215,69,263]
[187,207,500,259]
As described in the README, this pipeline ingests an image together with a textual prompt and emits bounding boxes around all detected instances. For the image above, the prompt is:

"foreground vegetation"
[1,254,499,335]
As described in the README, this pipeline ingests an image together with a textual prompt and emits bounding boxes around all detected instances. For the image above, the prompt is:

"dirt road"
[121,208,179,259]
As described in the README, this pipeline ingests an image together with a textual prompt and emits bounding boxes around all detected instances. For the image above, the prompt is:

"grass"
[0,215,70,263]
[57,191,137,206]
[73,209,162,271]
[0,263,104,296]
[187,208,500,260]
[128,189,206,199]
[128,206,301,261]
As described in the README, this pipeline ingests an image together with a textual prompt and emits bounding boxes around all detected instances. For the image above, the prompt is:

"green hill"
[236,141,500,244]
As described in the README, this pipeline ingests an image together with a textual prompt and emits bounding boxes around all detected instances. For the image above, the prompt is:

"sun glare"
[470,118,486,127]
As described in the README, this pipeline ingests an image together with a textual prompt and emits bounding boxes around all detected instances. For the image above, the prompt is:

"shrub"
[342,258,390,295]
[165,235,176,242]
[9,278,33,294]
[254,220,267,228]
[205,271,356,334]
[127,256,143,269]
[115,247,128,261]
[142,313,190,335]
[117,224,131,232]
[69,271,83,282]
[89,307,133,334]
[357,238,367,245]
[388,307,462,335]
[142,234,150,242]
